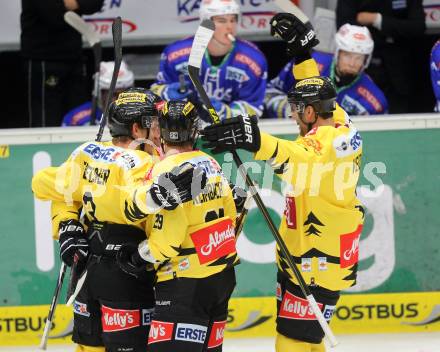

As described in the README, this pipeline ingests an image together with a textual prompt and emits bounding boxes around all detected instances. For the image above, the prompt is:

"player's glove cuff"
[201,115,261,154]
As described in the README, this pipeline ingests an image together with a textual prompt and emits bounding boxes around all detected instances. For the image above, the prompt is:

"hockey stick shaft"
[39,262,67,350]
[188,19,337,347]
[273,0,309,24]
[90,42,102,125]
[96,17,123,142]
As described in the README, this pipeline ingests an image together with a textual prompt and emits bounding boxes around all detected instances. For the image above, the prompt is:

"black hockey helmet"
[158,100,199,144]
[108,87,162,138]
[288,76,336,118]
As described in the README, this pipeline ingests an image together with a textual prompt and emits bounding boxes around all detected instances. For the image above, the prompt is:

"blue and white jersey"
[151,36,268,119]
[268,51,388,117]
[430,40,440,112]
[62,101,102,126]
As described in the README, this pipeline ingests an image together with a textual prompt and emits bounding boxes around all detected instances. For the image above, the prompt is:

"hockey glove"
[270,13,319,58]
[201,115,261,154]
[230,183,247,214]
[116,243,155,280]
[58,220,88,267]
[149,164,208,210]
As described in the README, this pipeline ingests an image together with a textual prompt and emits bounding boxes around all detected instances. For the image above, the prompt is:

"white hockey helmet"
[335,24,374,70]
[99,61,134,91]
[199,0,240,21]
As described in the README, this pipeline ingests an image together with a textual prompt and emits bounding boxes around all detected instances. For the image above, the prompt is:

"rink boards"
[0,292,439,346]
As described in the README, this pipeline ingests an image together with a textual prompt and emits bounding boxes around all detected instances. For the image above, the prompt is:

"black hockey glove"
[58,219,88,267]
[270,13,319,59]
[230,183,247,214]
[150,164,207,210]
[201,115,261,154]
[116,243,155,280]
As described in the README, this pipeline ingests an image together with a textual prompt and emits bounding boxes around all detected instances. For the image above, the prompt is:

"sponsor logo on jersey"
[235,53,262,76]
[301,258,312,272]
[190,218,236,264]
[297,137,323,155]
[73,301,90,317]
[148,320,174,344]
[284,196,297,229]
[101,305,140,332]
[340,224,363,268]
[175,323,207,343]
[83,143,116,162]
[340,94,368,116]
[226,66,249,83]
[357,86,383,112]
[178,257,190,271]
[333,128,362,158]
[318,257,328,271]
[168,47,191,62]
[207,320,226,348]
[323,305,336,320]
[142,308,154,326]
[276,282,282,301]
[278,290,323,320]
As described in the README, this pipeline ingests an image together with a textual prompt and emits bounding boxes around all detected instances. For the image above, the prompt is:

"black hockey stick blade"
[96,17,123,142]
[187,19,221,125]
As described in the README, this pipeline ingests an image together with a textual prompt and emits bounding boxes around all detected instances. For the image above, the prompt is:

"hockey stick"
[188,19,338,347]
[65,18,123,307]
[273,0,309,24]
[235,194,252,237]
[64,11,102,125]
[96,16,123,142]
[39,262,67,350]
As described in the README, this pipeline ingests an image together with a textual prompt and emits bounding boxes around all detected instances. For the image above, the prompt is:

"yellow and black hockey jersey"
[125,150,238,282]
[254,58,364,291]
[32,141,156,238]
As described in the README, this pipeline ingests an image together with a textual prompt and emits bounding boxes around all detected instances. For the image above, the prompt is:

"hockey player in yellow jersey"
[117,100,238,352]
[32,88,206,352]
[201,13,364,352]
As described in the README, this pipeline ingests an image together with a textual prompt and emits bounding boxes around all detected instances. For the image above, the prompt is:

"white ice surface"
[1,333,439,352]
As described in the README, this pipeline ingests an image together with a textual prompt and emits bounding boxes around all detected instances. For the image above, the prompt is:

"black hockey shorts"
[276,271,340,344]
[72,223,155,352]
[148,268,236,352]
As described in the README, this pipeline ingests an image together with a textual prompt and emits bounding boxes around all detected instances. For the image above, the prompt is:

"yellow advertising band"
[0,292,439,346]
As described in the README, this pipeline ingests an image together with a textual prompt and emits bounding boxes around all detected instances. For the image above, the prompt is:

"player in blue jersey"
[266,24,387,118]
[430,40,440,112]
[151,0,268,121]
[62,61,135,126]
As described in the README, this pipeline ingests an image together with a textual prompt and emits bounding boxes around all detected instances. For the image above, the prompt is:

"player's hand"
[116,243,155,280]
[58,220,88,267]
[201,115,261,154]
[150,164,208,210]
[163,82,193,101]
[356,12,379,26]
[270,13,319,57]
